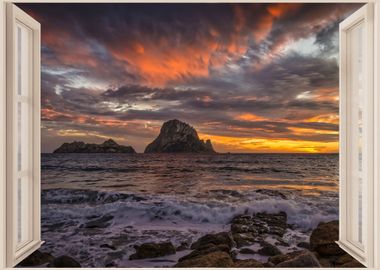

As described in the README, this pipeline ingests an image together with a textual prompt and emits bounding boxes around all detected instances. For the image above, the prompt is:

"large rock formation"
[53,139,136,153]
[144,119,216,153]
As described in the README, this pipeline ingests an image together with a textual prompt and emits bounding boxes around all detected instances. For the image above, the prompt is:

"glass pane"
[15,22,33,247]
[347,21,364,247]
[17,176,31,245]
[16,24,30,97]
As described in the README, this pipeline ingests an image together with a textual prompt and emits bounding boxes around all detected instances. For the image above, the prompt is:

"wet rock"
[257,241,282,256]
[310,220,345,256]
[18,250,54,267]
[263,262,275,267]
[129,242,176,260]
[47,255,81,268]
[318,257,334,267]
[231,212,287,238]
[234,259,264,267]
[239,247,256,254]
[191,232,235,250]
[175,251,233,267]
[335,253,355,265]
[341,260,365,267]
[232,232,256,247]
[276,251,321,267]
[176,242,189,251]
[268,251,305,265]
[297,242,310,249]
[84,215,113,229]
[231,215,268,235]
[100,244,116,250]
[178,244,230,262]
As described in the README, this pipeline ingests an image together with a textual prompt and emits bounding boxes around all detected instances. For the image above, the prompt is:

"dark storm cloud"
[17,3,361,152]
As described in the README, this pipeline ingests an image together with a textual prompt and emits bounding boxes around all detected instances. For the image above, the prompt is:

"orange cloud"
[200,133,338,153]
[236,113,268,122]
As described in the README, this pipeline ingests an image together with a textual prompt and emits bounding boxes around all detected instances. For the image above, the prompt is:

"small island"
[144,119,216,153]
[53,139,136,153]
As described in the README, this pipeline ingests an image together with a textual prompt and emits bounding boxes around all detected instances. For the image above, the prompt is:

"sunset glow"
[18,3,361,153]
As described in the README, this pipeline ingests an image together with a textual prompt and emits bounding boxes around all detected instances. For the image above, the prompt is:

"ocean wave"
[41,188,338,231]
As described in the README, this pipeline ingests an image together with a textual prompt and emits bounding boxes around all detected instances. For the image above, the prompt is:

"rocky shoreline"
[19,212,363,268]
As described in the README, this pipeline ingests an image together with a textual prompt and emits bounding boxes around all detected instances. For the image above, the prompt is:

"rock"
[276,251,321,267]
[129,242,176,260]
[144,119,216,153]
[18,250,54,267]
[191,232,235,250]
[231,212,287,238]
[232,233,256,247]
[297,242,310,249]
[84,215,113,229]
[310,220,345,256]
[178,244,230,262]
[318,257,334,267]
[176,242,189,251]
[263,262,275,267]
[335,253,355,265]
[47,256,81,268]
[341,260,365,267]
[175,251,233,267]
[53,139,136,153]
[268,251,305,265]
[234,259,264,267]
[239,247,256,254]
[257,241,282,256]
[100,244,116,250]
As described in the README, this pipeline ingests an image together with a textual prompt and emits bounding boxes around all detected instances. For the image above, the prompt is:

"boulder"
[178,244,230,262]
[129,242,176,260]
[53,139,136,153]
[239,247,256,254]
[276,251,321,267]
[144,119,216,153]
[175,251,233,267]
[18,250,54,267]
[257,241,282,256]
[47,256,81,268]
[231,212,287,238]
[190,232,235,250]
[234,259,264,267]
[232,232,256,247]
[310,220,345,256]
[268,251,306,265]
[341,260,365,267]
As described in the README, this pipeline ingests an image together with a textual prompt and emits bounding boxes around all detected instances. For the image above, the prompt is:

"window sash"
[338,3,374,267]
[5,3,42,267]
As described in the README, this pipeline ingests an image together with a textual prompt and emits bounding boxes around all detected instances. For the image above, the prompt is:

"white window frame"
[4,2,42,267]
[0,0,379,269]
[337,3,374,267]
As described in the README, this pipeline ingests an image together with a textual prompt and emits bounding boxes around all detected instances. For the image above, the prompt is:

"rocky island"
[53,139,136,153]
[144,119,216,153]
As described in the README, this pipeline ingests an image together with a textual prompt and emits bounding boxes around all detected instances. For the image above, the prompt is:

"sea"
[40,153,339,267]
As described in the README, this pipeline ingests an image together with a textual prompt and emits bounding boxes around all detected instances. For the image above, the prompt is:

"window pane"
[17,176,32,245]
[15,22,33,248]
[347,21,364,247]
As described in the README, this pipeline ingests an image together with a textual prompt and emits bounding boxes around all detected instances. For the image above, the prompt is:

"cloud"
[17,3,362,152]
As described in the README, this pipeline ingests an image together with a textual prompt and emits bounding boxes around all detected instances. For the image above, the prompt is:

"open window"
[2,1,379,269]
[338,3,374,267]
[6,3,42,267]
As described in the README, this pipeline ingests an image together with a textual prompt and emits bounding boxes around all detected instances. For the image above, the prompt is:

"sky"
[19,3,362,153]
